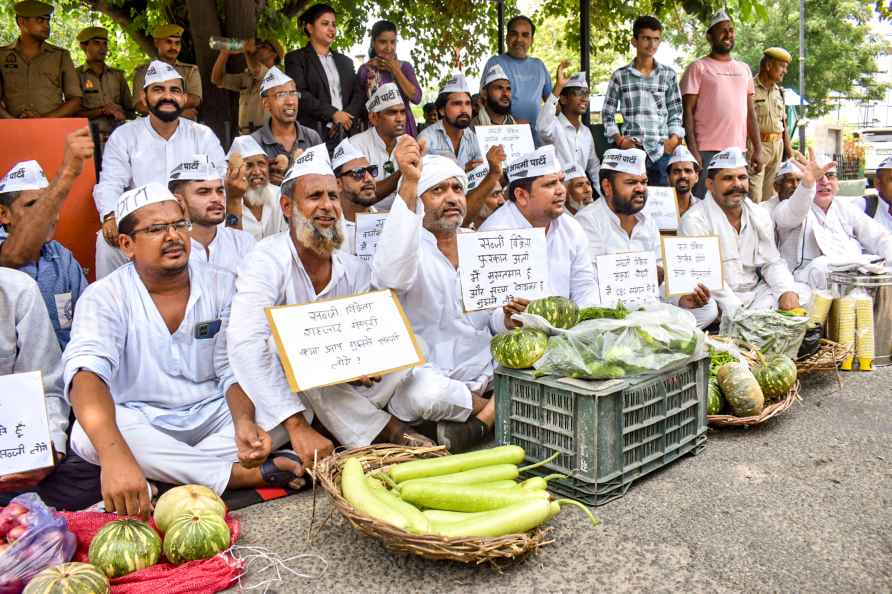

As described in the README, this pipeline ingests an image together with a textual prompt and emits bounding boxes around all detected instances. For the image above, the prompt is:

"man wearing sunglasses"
[772,151,892,290]
[63,183,305,519]
[349,82,406,210]
[331,138,378,255]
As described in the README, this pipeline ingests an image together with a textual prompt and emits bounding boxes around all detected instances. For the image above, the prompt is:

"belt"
[761,132,783,142]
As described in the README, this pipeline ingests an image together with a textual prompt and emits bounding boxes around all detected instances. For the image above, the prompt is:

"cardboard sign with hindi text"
[266,290,425,392]
[644,186,680,231]
[0,371,55,475]
[354,212,388,262]
[661,235,724,297]
[457,228,548,311]
[475,124,535,161]
[596,251,660,307]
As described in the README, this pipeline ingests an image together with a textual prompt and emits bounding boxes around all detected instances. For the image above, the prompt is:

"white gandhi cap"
[116,182,179,224]
[0,160,48,193]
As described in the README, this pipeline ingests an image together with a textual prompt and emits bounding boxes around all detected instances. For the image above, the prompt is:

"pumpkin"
[491,328,548,369]
[526,296,579,329]
[162,510,231,565]
[716,362,764,417]
[707,377,724,415]
[153,484,226,534]
[23,562,110,594]
[752,353,797,401]
[88,519,162,578]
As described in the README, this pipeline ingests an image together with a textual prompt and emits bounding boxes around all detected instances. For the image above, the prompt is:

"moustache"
[161,239,185,253]
[157,99,179,108]
[725,187,747,197]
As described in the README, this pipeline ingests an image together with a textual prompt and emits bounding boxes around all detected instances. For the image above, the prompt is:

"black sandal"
[259,451,305,489]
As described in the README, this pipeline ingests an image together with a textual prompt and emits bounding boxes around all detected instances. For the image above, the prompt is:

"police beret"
[14,1,54,18]
[764,47,792,62]
[77,26,107,43]
[152,23,184,39]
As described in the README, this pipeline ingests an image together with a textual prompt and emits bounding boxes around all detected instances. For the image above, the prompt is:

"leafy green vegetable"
[578,303,629,321]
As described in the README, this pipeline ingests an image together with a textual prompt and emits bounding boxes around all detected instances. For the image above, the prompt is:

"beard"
[149,99,183,122]
[612,191,647,215]
[673,179,691,195]
[346,182,378,208]
[711,41,734,55]
[424,202,466,234]
[486,96,512,116]
[446,113,472,130]
[245,185,275,208]
[291,209,344,256]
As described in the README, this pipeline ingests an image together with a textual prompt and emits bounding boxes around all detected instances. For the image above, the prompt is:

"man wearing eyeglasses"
[535,65,599,183]
[330,138,378,255]
[0,1,82,119]
[772,151,892,290]
[92,60,225,279]
[64,183,305,518]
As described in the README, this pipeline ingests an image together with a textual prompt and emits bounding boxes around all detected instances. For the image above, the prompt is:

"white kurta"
[189,226,256,275]
[479,201,599,307]
[349,128,398,211]
[241,184,288,241]
[536,94,600,180]
[575,197,661,264]
[341,206,378,256]
[852,195,892,233]
[62,261,246,494]
[371,196,497,393]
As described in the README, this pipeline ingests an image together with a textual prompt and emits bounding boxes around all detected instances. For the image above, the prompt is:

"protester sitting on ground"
[465,164,506,230]
[480,145,599,310]
[212,37,283,135]
[64,183,304,517]
[853,156,892,232]
[372,141,512,451]
[93,60,225,279]
[75,26,134,148]
[772,151,892,290]
[678,147,809,318]
[472,64,519,127]
[168,154,256,275]
[228,144,479,451]
[132,24,202,120]
[331,138,378,255]
[760,159,802,214]
[0,128,93,348]
[223,135,288,241]
[419,73,484,171]
[536,64,600,182]
[577,148,717,328]
[563,165,594,215]
[667,145,701,218]
[357,20,423,137]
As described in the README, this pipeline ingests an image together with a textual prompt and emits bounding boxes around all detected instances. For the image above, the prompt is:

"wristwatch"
[226,213,240,226]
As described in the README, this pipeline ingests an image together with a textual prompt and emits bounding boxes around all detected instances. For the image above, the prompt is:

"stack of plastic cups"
[854,292,875,371]
[808,290,833,325]
[831,296,856,371]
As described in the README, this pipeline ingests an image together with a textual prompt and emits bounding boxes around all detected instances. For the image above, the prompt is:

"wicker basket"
[796,339,852,375]
[312,444,553,566]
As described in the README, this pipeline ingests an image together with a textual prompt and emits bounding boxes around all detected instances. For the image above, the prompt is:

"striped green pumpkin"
[23,562,110,594]
[88,519,161,578]
[491,328,548,369]
[162,510,231,565]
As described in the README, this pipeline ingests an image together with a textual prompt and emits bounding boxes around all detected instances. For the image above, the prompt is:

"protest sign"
[0,371,55,475]
[457,228,548,311]
[661,235,724,296]
[596,251,660,306]
[266,290,424,392]
[355,212,388,262]
[644,186,680,231]
[475,124,535,161]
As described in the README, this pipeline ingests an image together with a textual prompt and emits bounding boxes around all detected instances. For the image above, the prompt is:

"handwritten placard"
[661,235,724,296]
[596,251,660,307]
[355,212,388,262]
[0,371,55,476]
[457,228,548,311]
[644,186,680,231]
[266,289,424,392]
[476,124,535,161]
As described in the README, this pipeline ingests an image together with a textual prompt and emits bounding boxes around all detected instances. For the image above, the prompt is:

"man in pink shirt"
[680,10,764,197]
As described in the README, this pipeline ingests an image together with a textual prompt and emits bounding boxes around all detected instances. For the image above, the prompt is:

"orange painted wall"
[0,118,99,280]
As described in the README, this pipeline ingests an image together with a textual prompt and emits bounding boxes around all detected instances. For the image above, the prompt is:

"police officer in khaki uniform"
[749,46,793,203]
[0,1,82,119]
[210,37,283,135]
[75,26,133,146]
[131,24,202,120]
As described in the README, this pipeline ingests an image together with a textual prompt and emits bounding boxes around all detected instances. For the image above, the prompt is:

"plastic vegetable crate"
[494,355,708,506]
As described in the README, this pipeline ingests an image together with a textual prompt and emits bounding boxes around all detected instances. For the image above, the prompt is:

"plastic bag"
[0,493,77,593]
[533,303,705,379]
[719,308,809,359]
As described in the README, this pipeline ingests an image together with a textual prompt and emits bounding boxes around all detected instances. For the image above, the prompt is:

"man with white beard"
[228,144,477,452]
[223,135,287,241]
[330,138,378,255]
[563,164,594,215]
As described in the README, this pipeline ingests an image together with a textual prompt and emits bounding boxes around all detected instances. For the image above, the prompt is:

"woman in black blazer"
[285,3,364,141]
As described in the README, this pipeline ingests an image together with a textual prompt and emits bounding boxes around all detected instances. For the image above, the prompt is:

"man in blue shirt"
[0,127,93,348]
[481,15,552,128]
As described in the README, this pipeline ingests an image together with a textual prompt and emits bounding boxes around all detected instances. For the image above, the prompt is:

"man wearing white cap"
[223,134,288,241]
[855,156,892,232]
[167,154,256,275]
[348,82,406,210]
[418,73,484,170]
[472,64,518,127]
[680,10,765,198]
[0,128,93,348]
[372,138,511,451]
[772,151,892,289]
[93,60,226,279]
[480,145,599,307]
[678,147,808,316]
[251,66,323,172]
[761,159,802,214]
[666,145,701,217]
[228,143,474,452]
[330,137,379,255]
[563,164,594,215]
[536,63,599,182]
[465,163,506,230]
[64,182,305,516]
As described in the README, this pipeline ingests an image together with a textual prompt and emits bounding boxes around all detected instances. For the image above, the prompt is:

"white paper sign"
[596,251,660,307]
[457,228,548,311]
[266,289,424,392]
[661,235,724,296]
[355,212,388,262]
[644,186,680,231]
[476,124,535,161]
[0,371,54,475]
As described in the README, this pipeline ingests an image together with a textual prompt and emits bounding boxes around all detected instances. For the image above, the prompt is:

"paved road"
[231,369,891,593]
